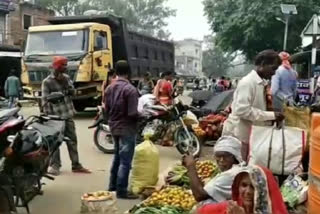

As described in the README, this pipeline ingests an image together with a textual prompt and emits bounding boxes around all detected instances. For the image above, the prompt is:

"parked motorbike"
[90,99,201,157]
[0,92,67,213]
[89,106,114,154]
[137,99,202,157]
[0,107,23,213]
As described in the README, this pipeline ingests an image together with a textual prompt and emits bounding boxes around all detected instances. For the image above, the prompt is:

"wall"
[6,0,54,47]
[0,12,5,43]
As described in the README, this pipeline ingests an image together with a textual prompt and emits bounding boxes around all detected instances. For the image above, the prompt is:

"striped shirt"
[41,74,75,119]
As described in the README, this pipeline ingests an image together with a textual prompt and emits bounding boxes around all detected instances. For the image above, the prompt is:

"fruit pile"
[196,160,219,181]
[81,191,113,201]
[143,186,196,211]
[192,125,206,137]
[199,114,227,140]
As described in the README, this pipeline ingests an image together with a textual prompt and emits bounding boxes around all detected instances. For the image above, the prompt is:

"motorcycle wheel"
[0,189,10,213]
[94,126,115,154]
[175,127,201,157]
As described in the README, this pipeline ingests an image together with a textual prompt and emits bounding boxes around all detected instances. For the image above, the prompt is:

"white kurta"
[222,70,276,143]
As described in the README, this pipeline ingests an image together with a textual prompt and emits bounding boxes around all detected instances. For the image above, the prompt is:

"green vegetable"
[281,185,299,208]
[133,206,190,214]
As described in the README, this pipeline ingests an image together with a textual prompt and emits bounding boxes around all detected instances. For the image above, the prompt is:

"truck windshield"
[25,30,87,56]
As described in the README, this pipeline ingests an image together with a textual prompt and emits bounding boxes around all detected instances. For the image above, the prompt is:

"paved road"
[18,107,183,214]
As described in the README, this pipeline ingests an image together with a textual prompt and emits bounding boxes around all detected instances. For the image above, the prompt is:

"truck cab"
[22,22,113,111]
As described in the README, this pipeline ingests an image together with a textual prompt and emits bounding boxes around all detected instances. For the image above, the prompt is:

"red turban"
[52,56,68,71]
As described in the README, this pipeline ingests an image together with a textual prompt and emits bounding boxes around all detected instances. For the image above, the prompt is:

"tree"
[203,0,320,60]
[202,36,234,77]
[82,0,176,39]
[36,0,176,39]
[35,0,79,16]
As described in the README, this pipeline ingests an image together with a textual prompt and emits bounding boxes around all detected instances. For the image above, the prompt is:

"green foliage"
[35,0,176,39]
[35,0,79,16]
[202,36,234,77]
[90,0,176,38]
[203,0,320,60]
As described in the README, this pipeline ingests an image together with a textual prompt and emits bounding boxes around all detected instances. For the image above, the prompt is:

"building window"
[195,62,198,68]
[195,49,199,55]
[23,14,32,30]
[169,53,174,62]
[162,51,166,61]
[143,47,149,59]
[133,45,139,58]
[153,50,158,60]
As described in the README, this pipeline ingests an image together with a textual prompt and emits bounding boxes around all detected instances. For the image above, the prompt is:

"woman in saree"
[153,71,174,105]
[197,165,288,214]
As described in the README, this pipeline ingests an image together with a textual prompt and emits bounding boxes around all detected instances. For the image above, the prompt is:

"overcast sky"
[166,0,211,41]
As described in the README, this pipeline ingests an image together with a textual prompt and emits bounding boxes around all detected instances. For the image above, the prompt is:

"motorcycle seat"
[0,118,25,134]
[0,108,20,125]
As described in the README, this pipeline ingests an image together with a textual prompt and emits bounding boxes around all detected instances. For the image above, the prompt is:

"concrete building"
[0,0,53,96]
[175,38,203,78]
[5,0,54,47]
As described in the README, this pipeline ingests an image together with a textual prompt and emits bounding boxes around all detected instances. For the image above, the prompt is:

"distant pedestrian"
[4,69,21,108]
[153,71,174,105]
[227,77,232,90]
[138,72,154,95]
[210,78,217,92]
[42,56,91,176]
[216,76,226,92]
[174,78,184,96]
[271,52,297,112]
[104,60,139,199]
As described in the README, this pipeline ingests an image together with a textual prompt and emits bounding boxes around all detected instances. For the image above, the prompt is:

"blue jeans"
[108,135,135,196]
[8,96,18,108]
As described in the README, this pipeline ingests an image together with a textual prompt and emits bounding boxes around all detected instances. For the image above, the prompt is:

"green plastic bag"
[130,139,159,194]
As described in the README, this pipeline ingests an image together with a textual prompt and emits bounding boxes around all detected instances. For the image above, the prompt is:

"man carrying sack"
[222,50,285,161]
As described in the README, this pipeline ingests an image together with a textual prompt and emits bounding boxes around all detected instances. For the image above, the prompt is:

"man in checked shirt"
[42,56,91,176]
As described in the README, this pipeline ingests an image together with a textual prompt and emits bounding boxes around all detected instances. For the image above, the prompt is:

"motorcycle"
[90,99,201,157]
[0,92,67,213]
[0,107,23,213]
[89,106,114,154]
[137,99,202,157]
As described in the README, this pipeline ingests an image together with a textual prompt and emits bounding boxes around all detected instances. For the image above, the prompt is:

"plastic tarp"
[201,90,234,113]
[188,90,213,102]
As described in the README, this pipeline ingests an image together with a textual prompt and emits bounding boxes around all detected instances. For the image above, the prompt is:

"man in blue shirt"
[271,52,297,112]
[104,60,139,199]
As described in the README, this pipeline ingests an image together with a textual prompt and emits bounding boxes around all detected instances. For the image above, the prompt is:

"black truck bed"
[48,15,175,80]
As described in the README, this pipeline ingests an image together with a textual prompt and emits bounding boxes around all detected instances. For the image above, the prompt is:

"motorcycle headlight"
[34,91,39,97]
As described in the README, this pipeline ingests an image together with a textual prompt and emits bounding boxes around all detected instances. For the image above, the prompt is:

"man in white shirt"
[222,50,285,161]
